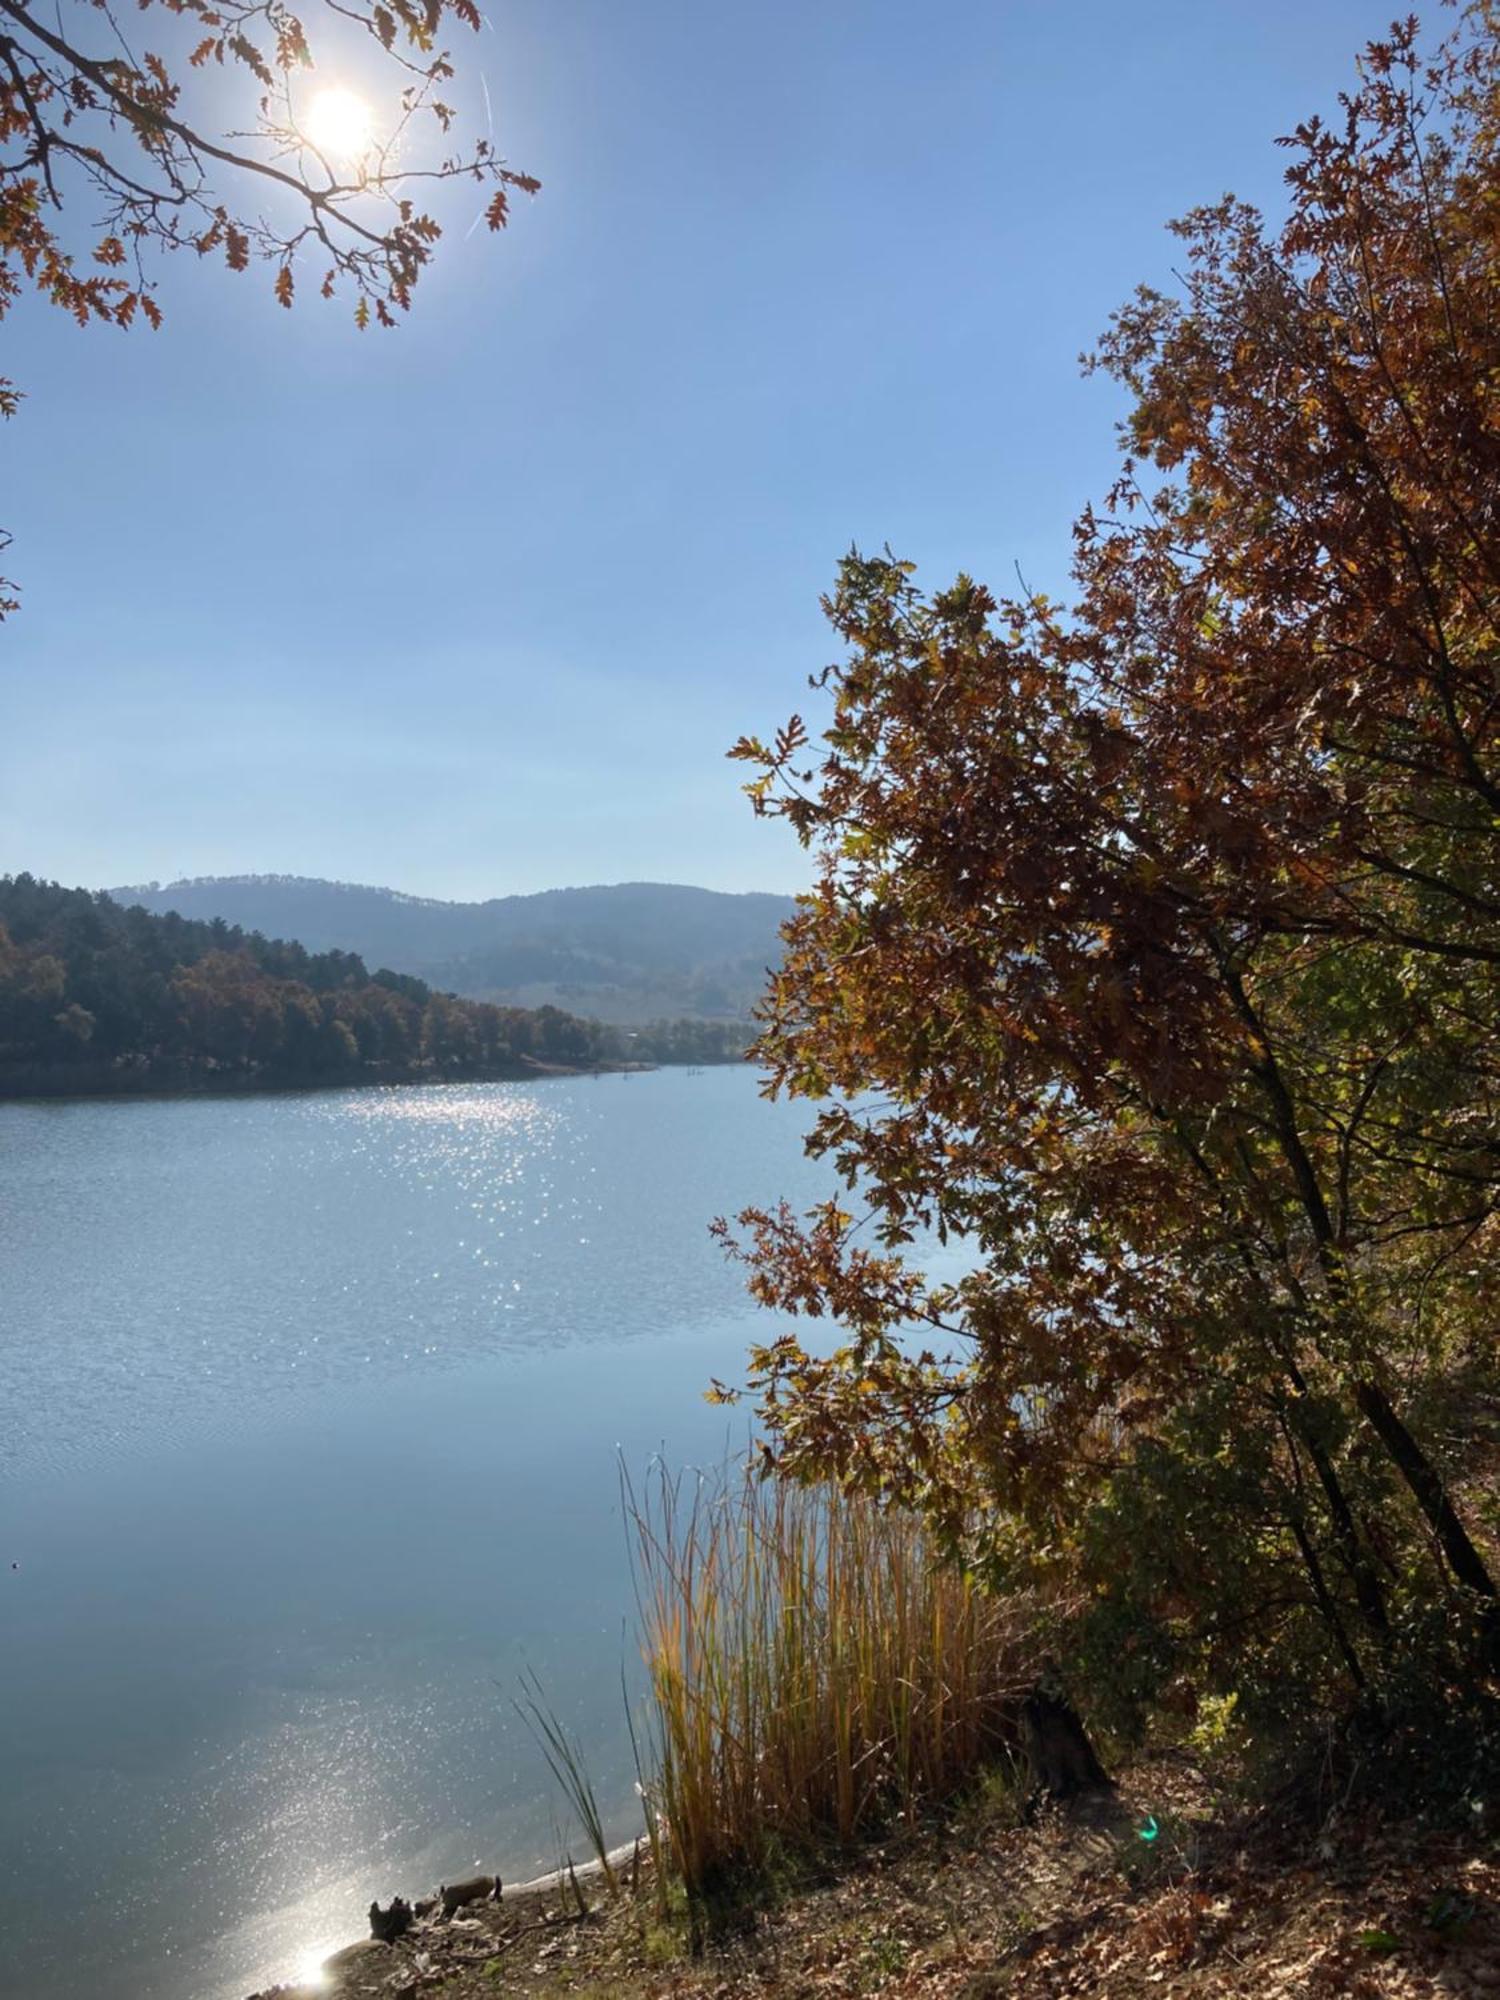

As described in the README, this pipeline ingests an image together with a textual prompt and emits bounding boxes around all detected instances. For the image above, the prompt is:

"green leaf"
[1357,1929,1400,1955]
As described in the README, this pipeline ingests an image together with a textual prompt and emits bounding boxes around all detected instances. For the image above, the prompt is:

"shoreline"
[247,1840,646,1998]
[245,1765,1500,2000]
[0,1055,669,1105]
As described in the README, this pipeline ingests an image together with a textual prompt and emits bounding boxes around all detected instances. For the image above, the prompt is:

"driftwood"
[368,1895,414,1943]
[438,1873,502,1917]
[384,1911,594,1996]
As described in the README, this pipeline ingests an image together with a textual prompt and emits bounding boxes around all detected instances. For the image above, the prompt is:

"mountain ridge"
[108,874,796,1024]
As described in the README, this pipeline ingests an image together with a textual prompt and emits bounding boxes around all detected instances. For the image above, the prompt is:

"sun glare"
[304,86,373,165]
[293,1946,332,1988]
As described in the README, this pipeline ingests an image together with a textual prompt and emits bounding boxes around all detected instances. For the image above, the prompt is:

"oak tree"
[725,6,1500,1722]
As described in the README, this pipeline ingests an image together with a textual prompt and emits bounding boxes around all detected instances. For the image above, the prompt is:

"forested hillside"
[0,877,747,1095]
[110,876,793,1022]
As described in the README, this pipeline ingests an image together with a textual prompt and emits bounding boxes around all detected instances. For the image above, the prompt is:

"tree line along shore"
[0,875,751,1099]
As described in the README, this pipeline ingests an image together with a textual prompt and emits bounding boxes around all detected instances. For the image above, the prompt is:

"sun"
[303,86,373,165]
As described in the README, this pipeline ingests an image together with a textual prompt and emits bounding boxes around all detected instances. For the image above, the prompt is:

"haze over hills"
[109,876,795,1024]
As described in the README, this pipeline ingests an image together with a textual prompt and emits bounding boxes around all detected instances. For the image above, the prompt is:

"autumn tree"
[726,7,1500,1727]
[0,0,538,606]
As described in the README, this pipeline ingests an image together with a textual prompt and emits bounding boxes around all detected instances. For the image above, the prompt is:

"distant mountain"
[0,875,593,1099]
[108,876,795,1023]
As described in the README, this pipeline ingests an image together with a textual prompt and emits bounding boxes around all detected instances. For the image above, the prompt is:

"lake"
[0,1068,840,2000]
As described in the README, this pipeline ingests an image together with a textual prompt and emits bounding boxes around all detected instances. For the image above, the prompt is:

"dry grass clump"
[627,1469,1037,1900]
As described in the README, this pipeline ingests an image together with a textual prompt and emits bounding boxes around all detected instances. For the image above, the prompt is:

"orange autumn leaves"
[726,7,1500,1710]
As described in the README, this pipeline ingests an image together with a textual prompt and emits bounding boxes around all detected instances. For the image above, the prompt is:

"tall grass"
[514,1666,620,1893]
[627,1467,1038,1900]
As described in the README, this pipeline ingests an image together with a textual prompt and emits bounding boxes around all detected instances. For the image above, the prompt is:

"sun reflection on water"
[1,1068,830,2000]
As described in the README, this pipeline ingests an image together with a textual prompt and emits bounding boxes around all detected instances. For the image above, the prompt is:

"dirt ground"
[248,1759,1500,2000]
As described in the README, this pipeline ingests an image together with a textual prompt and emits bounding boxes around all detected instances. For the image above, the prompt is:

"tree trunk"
[1236,1015,1498,1618]
[1280,1375,1391,1639]
[1354,1379,1498,1609]
[1289,1514,1367,1691]
[1019,1689,1112,1798]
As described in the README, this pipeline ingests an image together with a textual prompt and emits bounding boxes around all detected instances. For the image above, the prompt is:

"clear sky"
[4,0,1394,901]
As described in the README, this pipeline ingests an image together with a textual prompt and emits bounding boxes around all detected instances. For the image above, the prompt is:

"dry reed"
[627,1467,1037,1899]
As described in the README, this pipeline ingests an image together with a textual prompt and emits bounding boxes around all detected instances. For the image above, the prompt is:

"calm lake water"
[0,1069,841,2000]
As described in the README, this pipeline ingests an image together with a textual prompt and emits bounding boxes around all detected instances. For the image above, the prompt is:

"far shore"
[0,1053,677,1105]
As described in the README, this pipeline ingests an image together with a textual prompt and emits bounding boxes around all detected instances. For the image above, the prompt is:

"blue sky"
[4,0,1393,901]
